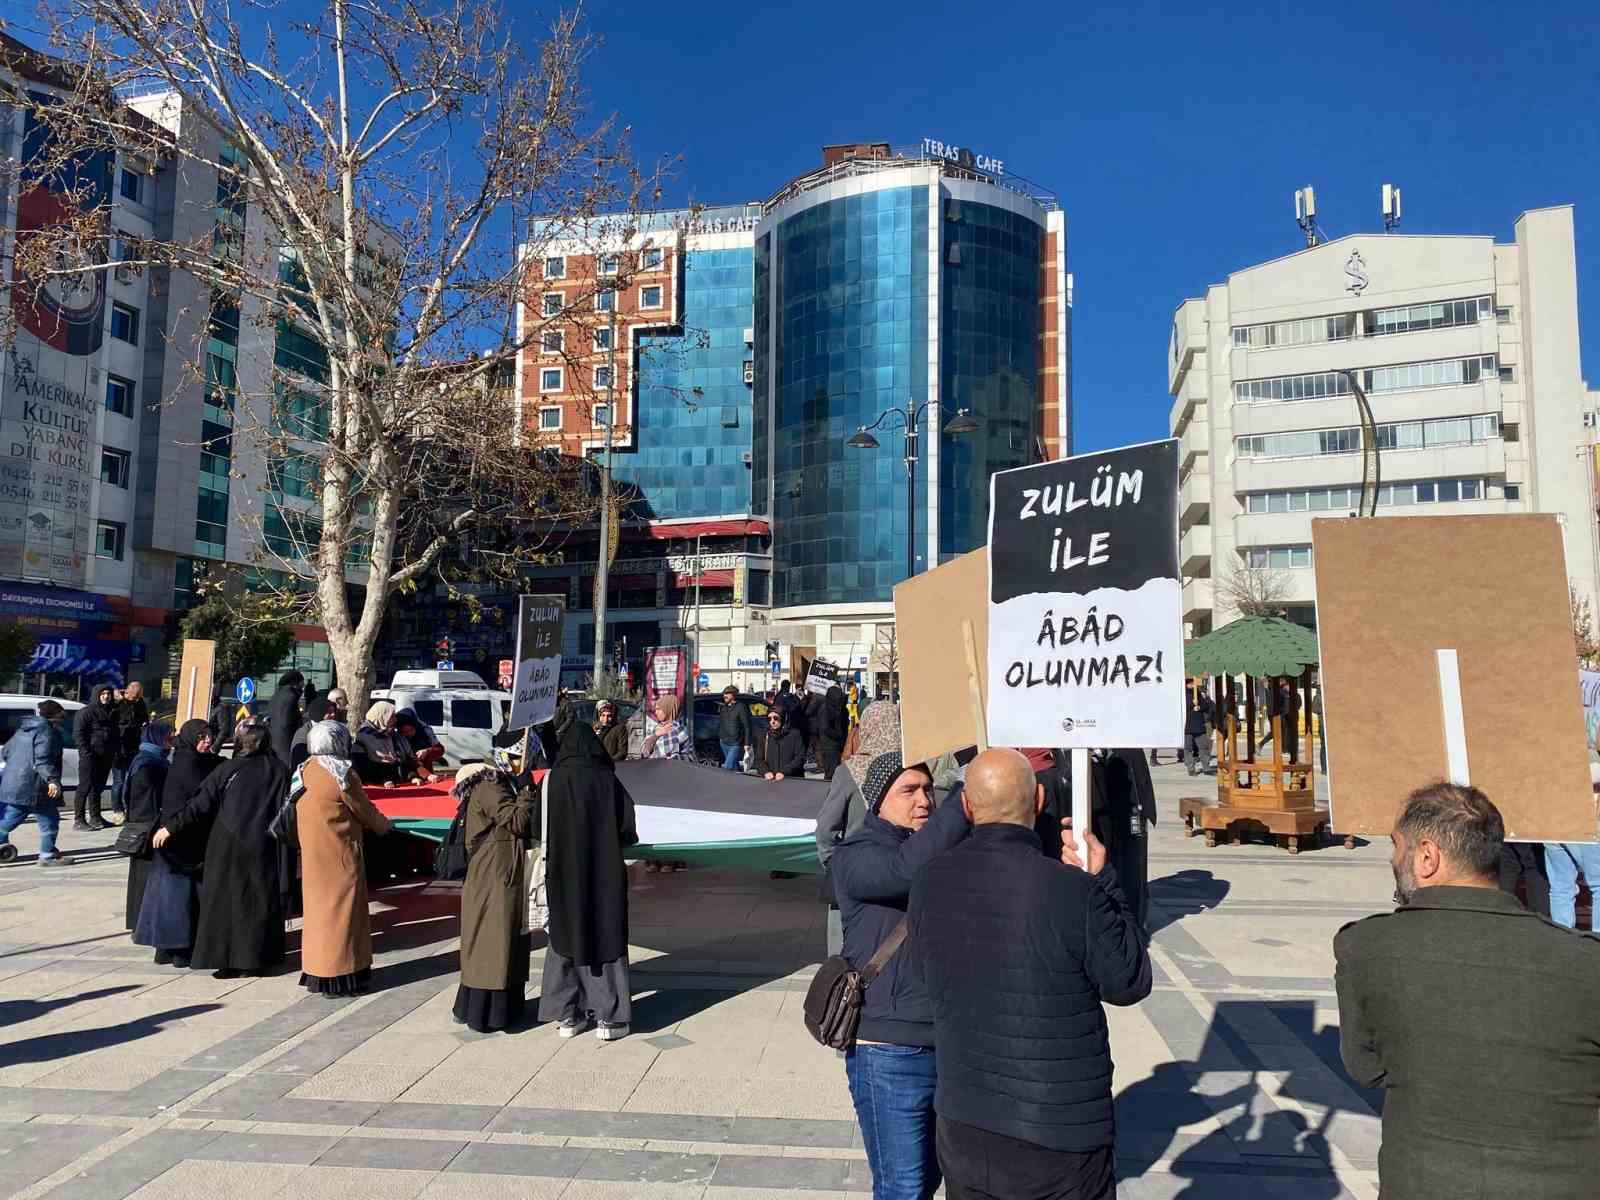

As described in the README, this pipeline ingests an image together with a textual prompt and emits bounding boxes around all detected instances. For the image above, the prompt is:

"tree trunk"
[327,626,378,720]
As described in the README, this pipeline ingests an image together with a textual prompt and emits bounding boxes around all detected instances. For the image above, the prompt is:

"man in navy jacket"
[831,751,970,1200]
[912,748,1151,1200]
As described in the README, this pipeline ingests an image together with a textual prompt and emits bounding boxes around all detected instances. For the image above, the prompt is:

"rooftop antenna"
[1382,183,1402,233]
[1294,187,1318,248]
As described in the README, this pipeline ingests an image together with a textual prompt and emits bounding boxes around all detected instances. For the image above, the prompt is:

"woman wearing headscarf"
[817,686,850,783]
[135,719,223,966]
[123,721,174,931]
[538,722,638,1041]
[639,695,691,760]
[153,722,290,977]
[295,721,394,996]
[351,701,421,786]
[814,702,900,956]
[453,762,536,1032]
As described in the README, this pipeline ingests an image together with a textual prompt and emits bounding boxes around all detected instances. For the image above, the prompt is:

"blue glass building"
[753,155,1065,616]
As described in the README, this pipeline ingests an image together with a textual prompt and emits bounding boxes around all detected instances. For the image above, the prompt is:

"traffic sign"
[235,677,256,704]
[436,660,454,671]
[697,673,710,691]
[769,659,781,677]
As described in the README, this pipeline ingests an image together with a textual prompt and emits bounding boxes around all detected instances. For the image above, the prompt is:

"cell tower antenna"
[1382,183,1402,233]
[1294,186,1319,248]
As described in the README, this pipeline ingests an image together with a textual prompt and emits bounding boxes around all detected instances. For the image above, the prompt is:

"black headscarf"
[544,719,638,967]
[824,685,847,714]
[159,719,226,874]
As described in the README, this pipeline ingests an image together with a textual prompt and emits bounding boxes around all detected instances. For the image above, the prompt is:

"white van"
[0,695,84,791]
[372,670,509,767]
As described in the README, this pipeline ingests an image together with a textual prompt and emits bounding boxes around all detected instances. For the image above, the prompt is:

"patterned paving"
[0,764,1389,1198]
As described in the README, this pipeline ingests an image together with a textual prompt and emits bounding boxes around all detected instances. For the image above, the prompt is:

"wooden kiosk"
[1177,616,1350,854]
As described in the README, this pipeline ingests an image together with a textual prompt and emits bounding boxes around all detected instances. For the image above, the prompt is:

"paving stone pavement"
[0,763,1389,1198]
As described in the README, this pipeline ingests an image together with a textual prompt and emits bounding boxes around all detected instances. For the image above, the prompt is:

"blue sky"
[548,0,1600,451]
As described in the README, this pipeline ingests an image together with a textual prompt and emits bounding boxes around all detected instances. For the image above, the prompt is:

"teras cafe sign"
[921,138,1005,178]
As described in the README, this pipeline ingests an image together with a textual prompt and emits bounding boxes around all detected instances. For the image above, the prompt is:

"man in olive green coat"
[1335,782,1600,1199]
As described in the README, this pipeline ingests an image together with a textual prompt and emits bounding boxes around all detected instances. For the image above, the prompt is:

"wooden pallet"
[1178,795,1353,855]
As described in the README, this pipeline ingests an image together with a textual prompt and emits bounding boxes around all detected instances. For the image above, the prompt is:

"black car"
[691,692,772,766]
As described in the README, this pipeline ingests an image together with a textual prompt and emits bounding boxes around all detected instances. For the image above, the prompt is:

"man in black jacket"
[1335,782,1600,1199]
[72,684,120,830]
[912,748,1152,1200]
[1182,683,1214,775]
[716,686,750,771]
[832,751,970,1200]
[111,680,149,815]
[266,671,304,767]
[758,708,805,780]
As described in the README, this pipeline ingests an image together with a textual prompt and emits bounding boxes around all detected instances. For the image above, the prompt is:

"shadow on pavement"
[1147,870,1231,935]
[1115,998,1380,1195]
[0,985,141,1028]
[0,1003,223,1068]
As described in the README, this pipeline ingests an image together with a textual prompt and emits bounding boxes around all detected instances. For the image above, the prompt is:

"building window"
[1498,365,1515,383]
[1235,355,1497,404]
[642,246,664,269]
[599,254,619,277]
[1231,312,1355,349]
[1235,414,1499,460]
[1504,484,1521,501]
[1244,477,1493,514]
[541,292,563,317]
[539,366,563,393]
[639,284,663,309]
[543,256,565,280]
[596,290,615,313]
[593,326,613,351]
[110,302,140,345]
[1496,306,1513,324]
[538,406,562,431]
[105,375,135,417]
[96,520,126,561]
[541,330,563,354]
[1244,545,1313,570]
[593,404,610,427]
[1368,295,1492,337]
[100,447,131,488]
[119,168,142,203]
[594,365,613,391]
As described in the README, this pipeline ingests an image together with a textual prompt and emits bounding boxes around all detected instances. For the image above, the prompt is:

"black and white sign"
[508,596,565,729]
[985,439,1183,749]
[804,658,841,698]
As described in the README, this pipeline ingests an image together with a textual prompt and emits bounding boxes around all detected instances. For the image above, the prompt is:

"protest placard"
[804,658,840,697]
[985,439,1184,751]
[507,596,564,730]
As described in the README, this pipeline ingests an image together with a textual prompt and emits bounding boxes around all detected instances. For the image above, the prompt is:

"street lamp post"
[846,400,979,581]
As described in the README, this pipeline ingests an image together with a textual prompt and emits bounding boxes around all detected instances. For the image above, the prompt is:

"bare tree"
[1572,585,1600,669]
[1214,563,1293,620]
[11,1,666,708]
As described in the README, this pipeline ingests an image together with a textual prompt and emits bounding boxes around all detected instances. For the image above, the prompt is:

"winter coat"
[296,759,392,980]
[759,720,807,778]
[717,699,752,747]
[158,741,225,875]
[544,724,637,967]
[123,744,170,929]
[1185,693,1214,737]
[814,769,867,872]
[0,716,62,809]
[459,772,536,990]
[115,697,150,765]
[73,695,119,760]
[166,750,291,972]
[911,824,1152,1152]
[352,724,413,785]
[596,721,629,763]
[817,687,849,753]
[1034,748,1156,930]
[267,683,303,766]
[830,797,970,1046]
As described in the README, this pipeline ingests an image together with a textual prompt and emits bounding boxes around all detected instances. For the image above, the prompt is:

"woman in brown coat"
[452,763,536,1033]
[295,721,393,996]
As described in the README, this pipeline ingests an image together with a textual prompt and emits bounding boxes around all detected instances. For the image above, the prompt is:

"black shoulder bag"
[802,916,908,1051]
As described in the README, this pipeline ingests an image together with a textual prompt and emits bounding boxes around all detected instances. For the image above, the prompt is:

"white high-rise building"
[1170,203,1594,635]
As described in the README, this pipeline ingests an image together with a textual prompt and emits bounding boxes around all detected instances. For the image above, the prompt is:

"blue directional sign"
[235,677,255,704]
[697,673,711,691]
[770,659,781,677]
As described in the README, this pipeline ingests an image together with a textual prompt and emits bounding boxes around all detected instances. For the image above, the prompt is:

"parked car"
[0,694,84,792]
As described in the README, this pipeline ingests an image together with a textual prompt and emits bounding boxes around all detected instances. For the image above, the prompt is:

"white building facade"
[1171,205,1595,635]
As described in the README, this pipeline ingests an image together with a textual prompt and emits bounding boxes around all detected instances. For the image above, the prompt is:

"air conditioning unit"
[743,327,754,345]
[743,360,754,385]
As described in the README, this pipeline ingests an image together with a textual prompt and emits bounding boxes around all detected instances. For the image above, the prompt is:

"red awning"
[621,519,770,541]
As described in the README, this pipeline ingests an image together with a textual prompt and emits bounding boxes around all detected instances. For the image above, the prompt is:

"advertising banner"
[1,101,110,587]
[644,646,687,714]
[985,439,1184,750]
[507,596,565,730]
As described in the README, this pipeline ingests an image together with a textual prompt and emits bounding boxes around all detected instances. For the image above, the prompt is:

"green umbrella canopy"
[1184,616,1319,679]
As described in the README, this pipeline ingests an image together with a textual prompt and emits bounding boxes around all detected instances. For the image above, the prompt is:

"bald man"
[910,748,1151,1200]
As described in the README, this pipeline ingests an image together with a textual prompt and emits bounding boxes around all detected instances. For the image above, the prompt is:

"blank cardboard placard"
[174,639,216,728]
[895,548,987,765]
[1312,515,1594,840]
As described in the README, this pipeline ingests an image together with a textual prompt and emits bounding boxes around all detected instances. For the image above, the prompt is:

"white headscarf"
[307,719,354,789]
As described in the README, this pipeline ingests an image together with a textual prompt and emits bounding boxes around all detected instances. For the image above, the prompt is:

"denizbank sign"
[921,138,1005,178]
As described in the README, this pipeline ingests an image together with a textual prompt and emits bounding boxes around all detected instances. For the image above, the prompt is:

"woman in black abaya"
[135,719,224,966]
[153,723,290,977]
[537,722,637,1041]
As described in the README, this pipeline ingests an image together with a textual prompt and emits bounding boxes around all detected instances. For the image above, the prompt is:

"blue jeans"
[110,766,127,812]
[0,804,60,859]
[845,1043,940,1200]
[1545,842,1600,931]
[720,741,744,771]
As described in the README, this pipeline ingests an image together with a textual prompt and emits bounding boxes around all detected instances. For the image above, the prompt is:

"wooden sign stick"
[961,619,989,754]
[1070,747,1093,870]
